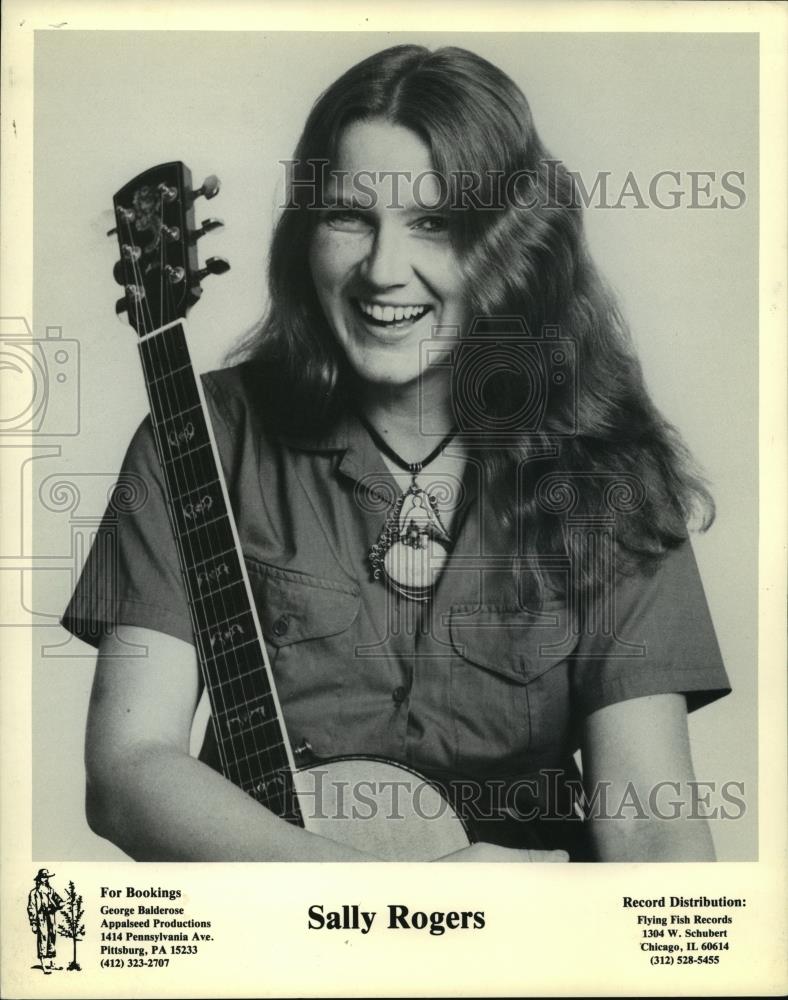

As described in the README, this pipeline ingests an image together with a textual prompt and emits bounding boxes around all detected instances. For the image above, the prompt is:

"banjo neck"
[110,162,301,823]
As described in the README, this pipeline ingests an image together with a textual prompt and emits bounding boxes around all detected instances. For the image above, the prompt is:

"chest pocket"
[243,559,361,756]
[448,603,573,773]
[247,561,360,647]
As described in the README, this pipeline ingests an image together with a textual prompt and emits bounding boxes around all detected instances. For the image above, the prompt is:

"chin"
[351,358,421,388]
[341,340,423,389]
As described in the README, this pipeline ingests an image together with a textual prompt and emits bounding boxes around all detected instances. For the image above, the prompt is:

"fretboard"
[137,321,301,824]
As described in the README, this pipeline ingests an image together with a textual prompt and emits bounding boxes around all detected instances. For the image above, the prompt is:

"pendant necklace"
[362,415,457,603]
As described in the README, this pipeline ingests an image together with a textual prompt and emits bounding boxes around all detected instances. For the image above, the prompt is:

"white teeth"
[357,301,428,324]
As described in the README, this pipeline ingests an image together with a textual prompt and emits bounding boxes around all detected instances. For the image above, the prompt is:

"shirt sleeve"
[569,539,731,718]
[60,414,194,648]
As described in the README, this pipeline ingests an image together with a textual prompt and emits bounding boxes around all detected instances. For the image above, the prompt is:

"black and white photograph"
[1,2,785,997]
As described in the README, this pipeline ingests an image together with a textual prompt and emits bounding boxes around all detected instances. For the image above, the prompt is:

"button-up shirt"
[62,361,730,851]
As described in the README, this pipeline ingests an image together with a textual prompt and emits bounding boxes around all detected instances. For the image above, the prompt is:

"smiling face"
[308,119,468,394]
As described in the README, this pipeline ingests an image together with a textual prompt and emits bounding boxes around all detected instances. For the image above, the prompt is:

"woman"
[63,45,730,861]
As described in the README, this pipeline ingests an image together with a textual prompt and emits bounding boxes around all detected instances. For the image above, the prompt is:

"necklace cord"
[359,415,458,474]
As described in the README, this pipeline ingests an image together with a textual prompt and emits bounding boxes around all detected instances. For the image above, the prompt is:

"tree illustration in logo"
[56,881,85,971]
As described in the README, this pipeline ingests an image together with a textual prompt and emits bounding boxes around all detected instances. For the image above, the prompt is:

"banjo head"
[295,756,471,862]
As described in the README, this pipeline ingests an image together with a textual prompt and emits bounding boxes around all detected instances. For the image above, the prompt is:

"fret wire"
[185,551,243,580]
[216,704,282,727]
[170,502,228,536]
[169,477,223,503]
[190,577,246,605]
[202,637,262,664]
[152,401,204,427]
[200,636,268,686]
[176,511,230,538]
[161,441,213,467]
[143,370,202,416]
[219,725,287,754]
[239,771,299,820]
[160,429,211,466]
[240,766,292,789]
[163,472,222,507]
[240,780,290,807]
[141,326,191,368]
[206,700,289,759]
[143,335,194,374]
[225,740,292,768]
[212,691,278,718]
[195,634,259,672]
[138,346,185,379]
[208,691,276,720]
[161,454,218,491]
[225,753,292,792]
[203,672,273,707]
[175,520,234,552]
[209,717,288,775]
[211,713,289,757]
[206,660,269,689]
[153,412,204,435]
[201,670,269,704]
[168,478,223,500]
[185,567,245,602]
[196,614,257,650]
[185,546,240,570]
[222,730,287,756]
[238,758,292,789]
[195,604,256,629]
[144,360,194,385]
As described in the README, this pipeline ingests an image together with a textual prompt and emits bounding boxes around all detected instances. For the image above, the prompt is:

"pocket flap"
[449,604,570,682]
[245,560,360,647]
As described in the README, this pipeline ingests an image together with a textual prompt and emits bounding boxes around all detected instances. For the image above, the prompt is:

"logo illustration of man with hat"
[27,869,64,974]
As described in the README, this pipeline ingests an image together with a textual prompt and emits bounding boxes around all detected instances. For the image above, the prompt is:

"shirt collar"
[279,410,388,486]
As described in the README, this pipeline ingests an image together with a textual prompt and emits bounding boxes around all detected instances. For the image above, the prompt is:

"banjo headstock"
[110,162,229,335]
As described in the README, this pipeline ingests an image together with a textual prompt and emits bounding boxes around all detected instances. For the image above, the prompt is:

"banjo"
[109,161,472,861]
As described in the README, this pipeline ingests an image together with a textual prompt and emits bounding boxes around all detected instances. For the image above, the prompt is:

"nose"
[359,222,411,288]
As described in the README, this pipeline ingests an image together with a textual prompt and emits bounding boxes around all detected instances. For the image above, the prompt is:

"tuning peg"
[115,298,128,315]
[164,265,186,284]
[192,175,221,201]
[191,218,224,240]
[197,256,231,280]
[109,205,136,237]
[113,261,127,285]
[157,182,178,203]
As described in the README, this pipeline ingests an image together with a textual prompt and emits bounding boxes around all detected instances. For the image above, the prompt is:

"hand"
[435,842,569,862]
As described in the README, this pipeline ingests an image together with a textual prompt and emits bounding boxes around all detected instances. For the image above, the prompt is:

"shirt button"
[392,685,408,706]
[272,615,289,637]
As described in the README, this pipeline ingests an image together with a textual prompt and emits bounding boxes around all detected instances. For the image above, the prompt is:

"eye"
[321,209,371,231]
[412,214,449,234]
